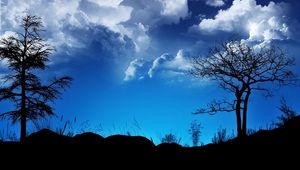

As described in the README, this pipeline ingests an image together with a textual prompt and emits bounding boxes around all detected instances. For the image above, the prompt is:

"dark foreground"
[1,116,300,165]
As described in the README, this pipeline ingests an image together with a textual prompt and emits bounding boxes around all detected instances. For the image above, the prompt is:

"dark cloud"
[51,24,135,64]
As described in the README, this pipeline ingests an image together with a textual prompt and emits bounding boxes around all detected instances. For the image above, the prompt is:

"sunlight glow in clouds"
[198,0,290,44]
[248,22,260,40]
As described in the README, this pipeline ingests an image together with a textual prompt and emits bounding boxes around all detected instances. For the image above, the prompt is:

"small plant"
[161,133,181,144]
[212,128,229,144]
[0,123,18,141]
[32,115,76,137]
[275,97,297,127]
[78,120,103,134]
[246,128,257,136]
[55,116,77,137]
[188,120,202,146]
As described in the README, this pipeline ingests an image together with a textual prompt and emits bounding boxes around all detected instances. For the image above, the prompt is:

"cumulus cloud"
[148,53,174,78]
[1,0,189,58]
[197,0,290,43]
[161,0,189,19]
[205,0,226,7]
[124,59,149,81]
[79,0,132,32]
[124,50,192,81]
[122,0,189,25]
[55,25,135,63]
[148,50,192,78]
[0,0,132,50]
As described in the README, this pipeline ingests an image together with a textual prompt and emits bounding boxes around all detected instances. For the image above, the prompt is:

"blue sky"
[1,0,300,145]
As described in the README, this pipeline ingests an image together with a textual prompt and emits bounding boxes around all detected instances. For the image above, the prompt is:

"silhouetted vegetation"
[33,115,77,137]
[0,13,299,165]
[188,120,202,146]
[0,15,72,142]
[0,123,18,141]
[191,40,297,138]
[275,97,297,127]
[211,128,231,144]
[246,128,257,136]
[161,133,181,144]
[1,115,300,163]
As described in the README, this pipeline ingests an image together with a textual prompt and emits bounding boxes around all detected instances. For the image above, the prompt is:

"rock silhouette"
[1,116,300,163]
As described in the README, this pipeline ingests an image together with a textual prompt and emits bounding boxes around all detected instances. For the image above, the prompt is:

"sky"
[0,0,300,145]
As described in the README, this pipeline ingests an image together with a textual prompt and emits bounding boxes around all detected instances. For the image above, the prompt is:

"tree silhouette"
[0,15,72,142]
[191,40,296,139]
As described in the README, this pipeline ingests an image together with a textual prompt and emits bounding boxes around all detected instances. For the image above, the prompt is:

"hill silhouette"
[1,116,300,163]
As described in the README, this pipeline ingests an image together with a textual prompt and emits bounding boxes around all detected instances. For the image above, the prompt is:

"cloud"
[87,0,123,7]
[161,0,189,19]
[205,0,226,7]
[124,50,192,81]
[148,50,192,78]
[0,0,132,49]
[197,0,290,43]
[79,0,132,32]
[1,0,189,58]
[122,0,189,25]
[124,59,148,81]
[148,53,173,78]
[190,0,225,7]
[0,31,18,41]
[54,25,135,63]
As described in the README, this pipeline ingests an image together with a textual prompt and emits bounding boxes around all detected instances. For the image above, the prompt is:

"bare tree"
[0,15,72,142]
[190,40,296,139]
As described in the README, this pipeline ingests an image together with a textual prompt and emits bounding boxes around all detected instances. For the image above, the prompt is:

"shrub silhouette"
[212,128,230,144]
[275,97,297,127]
[161,133,181,144]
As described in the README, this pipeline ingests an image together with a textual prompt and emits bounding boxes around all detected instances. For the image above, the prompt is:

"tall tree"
[190,40,296,139]
[0,15,72,142]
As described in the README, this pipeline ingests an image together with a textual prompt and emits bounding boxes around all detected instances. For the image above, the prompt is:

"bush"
[275,97,297,127]
[161,133,181,144]
[211,128,232,144]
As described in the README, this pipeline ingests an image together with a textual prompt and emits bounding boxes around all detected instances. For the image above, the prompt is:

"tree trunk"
[20,67,26,143]
[242,89,251,137]
[235,98,242,139]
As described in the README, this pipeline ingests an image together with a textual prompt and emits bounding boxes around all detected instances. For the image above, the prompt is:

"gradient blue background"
[0,0,300,145]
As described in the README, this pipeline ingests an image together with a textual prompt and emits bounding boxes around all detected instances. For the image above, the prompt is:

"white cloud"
[0,31,18,40]
[124,59,147,81]
[80,0,132,32]
[119,23,151,53]
[148,53,173,78]
[197,0,290,43]
[1,0,189,56]
[206,0,226,7]
[124,50,191,81]
[0,0,133,52]
[87,0,123,7]
[122,0,189,25]
[148,50,192,78]
[161,0,189,19]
